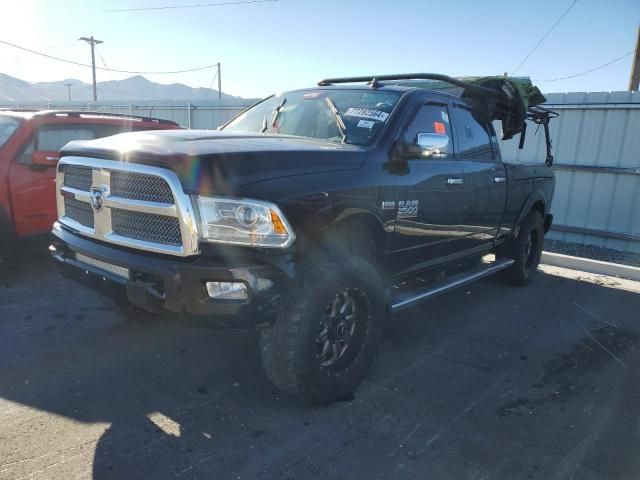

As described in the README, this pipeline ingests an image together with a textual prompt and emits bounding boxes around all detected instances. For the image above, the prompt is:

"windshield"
[0,117,21,149]
[222,89,401,146]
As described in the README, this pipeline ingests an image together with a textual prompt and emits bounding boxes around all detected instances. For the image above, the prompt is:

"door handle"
[493,176,507,183]
[446,177,464,185]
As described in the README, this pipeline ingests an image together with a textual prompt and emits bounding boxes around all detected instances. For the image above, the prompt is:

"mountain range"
[0,73,250,103]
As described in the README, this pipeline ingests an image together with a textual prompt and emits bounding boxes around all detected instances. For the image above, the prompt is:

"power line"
[95,45,126,99]
[511,0,579,75]
[535,50,635,82]
[0,39,219,75]
[0,40,77,63]
[208,70,218,90]
[95,45,109,69]
[105,0,278,13]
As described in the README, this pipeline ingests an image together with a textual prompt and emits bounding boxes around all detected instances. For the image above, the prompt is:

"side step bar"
[390,258,515,312]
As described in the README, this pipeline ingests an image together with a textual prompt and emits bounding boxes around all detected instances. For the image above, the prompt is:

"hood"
[61,130,367,195]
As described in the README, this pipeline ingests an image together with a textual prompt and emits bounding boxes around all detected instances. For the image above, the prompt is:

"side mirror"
[31,151,60,167]
[416,133,450,159]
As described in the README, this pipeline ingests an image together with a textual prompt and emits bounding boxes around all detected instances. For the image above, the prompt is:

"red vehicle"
[0,110,181,256]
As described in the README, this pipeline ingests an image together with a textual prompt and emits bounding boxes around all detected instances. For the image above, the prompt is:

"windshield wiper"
[324,97,347,143]
[261,97,287,133]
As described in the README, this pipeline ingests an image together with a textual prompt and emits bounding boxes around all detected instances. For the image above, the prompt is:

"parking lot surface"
[1,252,639,480]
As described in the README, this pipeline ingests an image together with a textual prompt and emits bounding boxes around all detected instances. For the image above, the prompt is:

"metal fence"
[0,101,249,129]
[4,92,640,253]
[499,91,640,254]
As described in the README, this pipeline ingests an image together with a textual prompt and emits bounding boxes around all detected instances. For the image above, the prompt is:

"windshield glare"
[222,90,401,146]
[0,117,21,149]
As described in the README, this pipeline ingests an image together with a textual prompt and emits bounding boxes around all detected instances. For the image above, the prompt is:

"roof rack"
[317,73,504,98]
[0,107,43,112]
[522,105,559,167]
[31,110,179,126]
[318,73,559,167]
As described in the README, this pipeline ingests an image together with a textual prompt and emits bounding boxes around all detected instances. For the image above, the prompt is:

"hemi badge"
[382,201,395,210]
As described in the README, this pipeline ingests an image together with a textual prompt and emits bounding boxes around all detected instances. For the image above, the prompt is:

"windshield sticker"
[357,119,375,129]
[434,121,446,135]
[344,107,389,122]
[303,91,322,99]
[441,110,449,123]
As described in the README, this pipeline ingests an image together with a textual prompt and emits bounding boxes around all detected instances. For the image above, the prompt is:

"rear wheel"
[497,210,544,286]
[259,254,385,404]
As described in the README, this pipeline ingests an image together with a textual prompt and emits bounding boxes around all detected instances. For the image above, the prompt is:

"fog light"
[205,281,248,300]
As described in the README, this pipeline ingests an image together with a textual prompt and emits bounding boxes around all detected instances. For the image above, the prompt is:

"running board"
[390,258,515,312]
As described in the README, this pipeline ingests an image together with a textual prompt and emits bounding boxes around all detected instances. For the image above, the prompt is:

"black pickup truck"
[50,74,557,404]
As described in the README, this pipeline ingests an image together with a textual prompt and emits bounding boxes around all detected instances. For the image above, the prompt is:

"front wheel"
[497,210,545,286]
[259,254,385,404]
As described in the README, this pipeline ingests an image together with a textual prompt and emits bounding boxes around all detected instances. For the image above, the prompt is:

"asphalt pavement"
[1,252,639,480]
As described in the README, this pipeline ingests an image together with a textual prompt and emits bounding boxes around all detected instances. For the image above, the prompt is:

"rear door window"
[19,126,96,165]
[38,127,96,150]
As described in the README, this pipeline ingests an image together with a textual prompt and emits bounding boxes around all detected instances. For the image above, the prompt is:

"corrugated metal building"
[499,91,640,253]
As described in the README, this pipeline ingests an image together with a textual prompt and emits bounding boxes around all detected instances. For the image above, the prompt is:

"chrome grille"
[63,165,92,191]
[64,197,94,228]
[112,209,182,246]
[56,157,199,257]
[111,171,174,204]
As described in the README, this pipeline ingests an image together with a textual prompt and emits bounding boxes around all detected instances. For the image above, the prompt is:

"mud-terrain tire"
[259,254,385,404]
[498,210,545,286]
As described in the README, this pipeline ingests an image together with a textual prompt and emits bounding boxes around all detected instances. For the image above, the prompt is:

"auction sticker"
[357,119,375,129]
[344,107,389,122]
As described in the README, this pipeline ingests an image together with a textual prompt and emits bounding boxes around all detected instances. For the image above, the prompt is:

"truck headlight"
[196,197,295,248]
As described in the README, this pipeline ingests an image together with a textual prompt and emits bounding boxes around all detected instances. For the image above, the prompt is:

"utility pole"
[217,62,222,102]
[629,26,640,91]
[64,82,73,102]
[78,36,103,102]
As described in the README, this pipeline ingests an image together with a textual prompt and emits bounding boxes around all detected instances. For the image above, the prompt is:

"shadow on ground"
[0,249,639,479]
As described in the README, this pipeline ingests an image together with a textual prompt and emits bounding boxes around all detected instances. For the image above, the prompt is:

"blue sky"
[0,0,638,98]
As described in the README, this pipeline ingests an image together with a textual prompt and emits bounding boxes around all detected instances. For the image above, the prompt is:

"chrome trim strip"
[61,186,92,203]
[103,197,178,217]
[59,216,95,237]
[57,156,200,257]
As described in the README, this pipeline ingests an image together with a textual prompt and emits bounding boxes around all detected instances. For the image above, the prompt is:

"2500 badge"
[397,200,419,218]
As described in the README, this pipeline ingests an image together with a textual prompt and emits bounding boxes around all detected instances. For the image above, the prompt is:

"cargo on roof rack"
[317,73,558,165]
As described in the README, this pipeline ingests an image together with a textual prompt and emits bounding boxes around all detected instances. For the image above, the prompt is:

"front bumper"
[50,223,293,329]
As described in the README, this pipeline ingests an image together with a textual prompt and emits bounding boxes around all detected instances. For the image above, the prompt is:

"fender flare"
[295,203,387,252]
[510,188,548,240]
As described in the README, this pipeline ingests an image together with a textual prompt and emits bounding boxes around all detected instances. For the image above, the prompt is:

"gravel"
[544,239,640,268]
